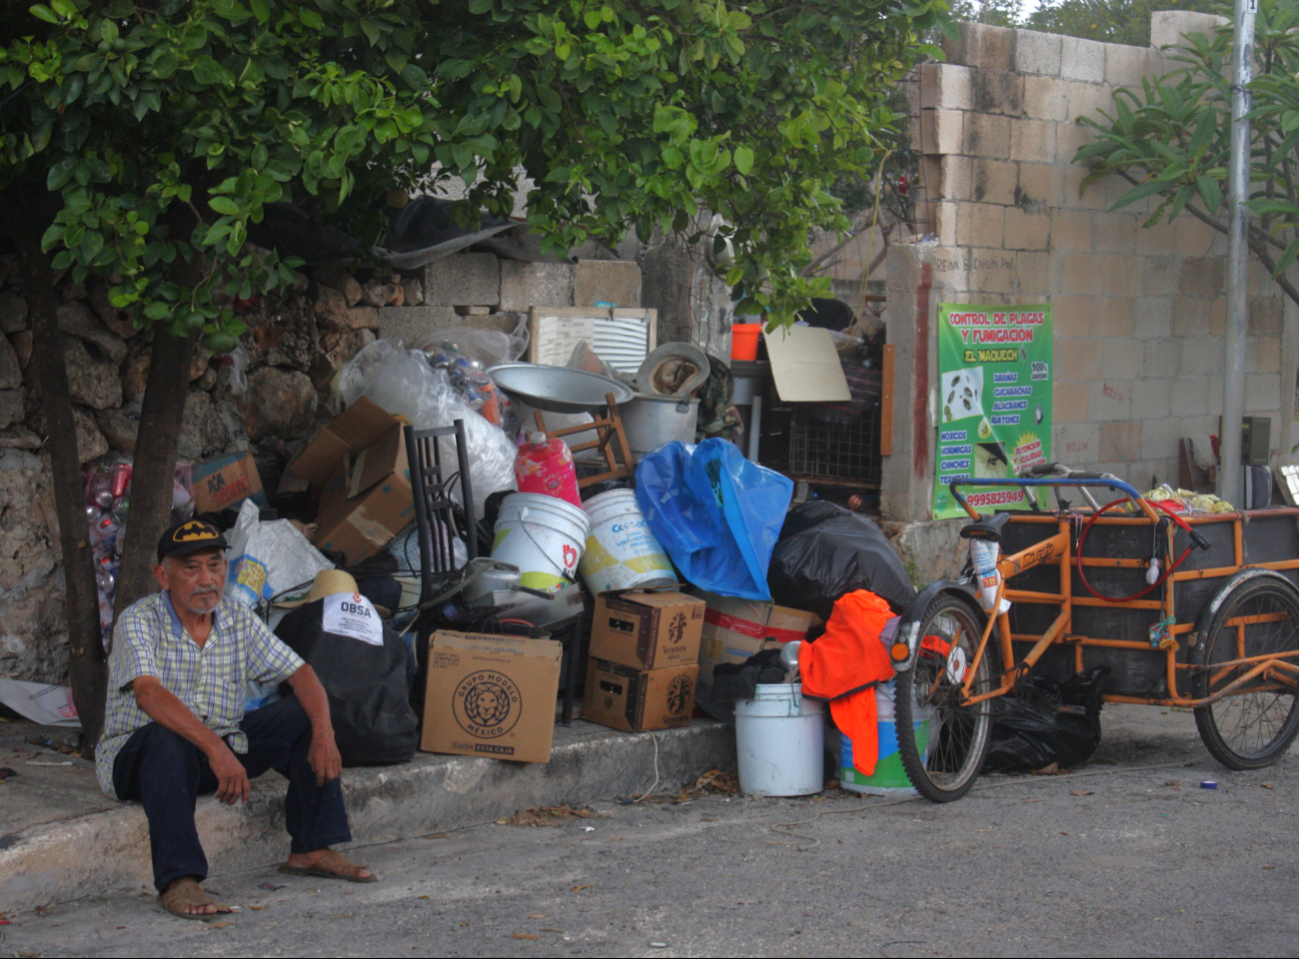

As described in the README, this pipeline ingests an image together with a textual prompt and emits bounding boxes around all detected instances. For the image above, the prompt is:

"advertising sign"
[932,304,1053,519]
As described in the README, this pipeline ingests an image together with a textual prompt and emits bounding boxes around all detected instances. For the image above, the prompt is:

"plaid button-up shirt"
[95,591,305,798]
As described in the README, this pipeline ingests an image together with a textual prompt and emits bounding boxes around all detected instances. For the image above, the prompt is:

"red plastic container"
[514,432,581,507]
[731,323,762,361]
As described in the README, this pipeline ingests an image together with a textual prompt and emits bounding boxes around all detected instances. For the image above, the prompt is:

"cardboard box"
[312,417,414,565]
[582,658,698,733]
[192,452,267,514]
[288,396,401,487]
[421,631,562,763]
[589,588,705,671]
[696,590,820,687]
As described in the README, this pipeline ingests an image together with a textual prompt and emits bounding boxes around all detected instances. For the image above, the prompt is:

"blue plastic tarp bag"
[635,439,793,601]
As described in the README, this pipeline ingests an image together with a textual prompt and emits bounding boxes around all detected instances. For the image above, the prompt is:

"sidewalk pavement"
[0,714,733,912]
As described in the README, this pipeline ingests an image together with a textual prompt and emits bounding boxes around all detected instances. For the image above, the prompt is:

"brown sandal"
[278,849,377,883]
[159,877,233,921]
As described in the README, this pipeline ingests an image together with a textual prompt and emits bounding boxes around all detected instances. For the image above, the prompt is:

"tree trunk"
[110,325,195,623]
[4,188,107,754]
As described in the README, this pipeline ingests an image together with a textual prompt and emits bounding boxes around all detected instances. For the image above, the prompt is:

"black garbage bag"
[983,666,1111,773]
[709,648,788,703]
[767,502,916,619]
[275,596,418,766]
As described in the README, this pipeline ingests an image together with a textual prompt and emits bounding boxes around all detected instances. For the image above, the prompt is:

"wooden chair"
[533,392,637,489]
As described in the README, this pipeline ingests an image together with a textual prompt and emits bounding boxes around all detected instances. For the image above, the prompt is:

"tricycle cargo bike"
[891,465,1299,802]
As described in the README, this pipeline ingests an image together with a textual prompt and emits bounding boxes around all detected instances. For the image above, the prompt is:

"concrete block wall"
[883,14,1296,522]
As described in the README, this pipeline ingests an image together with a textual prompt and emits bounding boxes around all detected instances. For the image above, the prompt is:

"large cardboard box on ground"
[582,659,698,733]
[589,588,705,671]
[696,590,820,687]
[305,400,414,565]
[421,631,562,763]
[192,452,267,514]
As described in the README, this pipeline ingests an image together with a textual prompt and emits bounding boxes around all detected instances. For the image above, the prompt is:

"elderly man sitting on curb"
[96,519,375,919]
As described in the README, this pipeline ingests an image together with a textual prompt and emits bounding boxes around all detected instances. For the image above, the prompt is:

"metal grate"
[787,407,882,487]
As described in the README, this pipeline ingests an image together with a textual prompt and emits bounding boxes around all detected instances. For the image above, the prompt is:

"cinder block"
[1246,373,1281,412]
[1022,78,1069,125]
[921,108,965,156]
[1105,43,1149,88]
[1057,121,1099,165]
[1061,36,1107,83]
[1142,256,1180,296]
[1055,422,1100,463]
[1055,336,1102,379]
[1172,297,1212,336]
[1053,296,1092,338]
[1170,375,1213,416]
[1103,255,1141,297]
[1100,421,1144,461]
[1014,250,1055,293]
[1248,296,1283,336]
[1063,167,1109,212]
[1061,80,1111,123]
[920,63,974,111]
[1015,30,1063,77]
[1092,297,1134,338]
[1143,337,1180,378]
[378,305,459,345]
[1016,163,1064,211]
[1061,254,1103,295]
[1130,378,1172,419]
[940,156,973,202]
[1056,380,1091,422]
[574,260,641,308]
[1009,119,1056,164]
[1151,10,1228,49]
[970,158,1018,205]
[1180,336,1224,375]
[423,252,501,307]
[1093,213,1136,254]
[1051,210,1092,253]
[1253,335,1281,373]
[1140,417,1184,461]
[935,202,959,248]
[971,69,1022,117]
[1142,223,1176,257]
[956,204,1006,249]
[1090,379,1133,421]
[498,260,575,311]
[942,21,1014,70]
[1180,257,1225,297]
[964,113,1011,159]
[1003,208,1050,251]
[1134,297,1173,338]
[1101,338,1142,379]
[1246,256,1275,295]
[965,247,1016,293]
[930,247,969,293]
[1174,217,1216,256]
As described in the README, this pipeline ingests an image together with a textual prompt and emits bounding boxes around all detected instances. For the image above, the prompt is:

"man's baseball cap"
[156,519,229,562]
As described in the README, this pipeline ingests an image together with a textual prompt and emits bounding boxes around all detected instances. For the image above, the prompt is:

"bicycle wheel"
[896,592,996,802]
[1193,575,1299,770]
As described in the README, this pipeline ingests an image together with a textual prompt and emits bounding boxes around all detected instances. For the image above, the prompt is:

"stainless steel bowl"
[487,363,635,413]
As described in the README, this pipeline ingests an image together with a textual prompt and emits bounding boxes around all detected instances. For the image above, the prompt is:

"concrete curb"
[0,720,733,911]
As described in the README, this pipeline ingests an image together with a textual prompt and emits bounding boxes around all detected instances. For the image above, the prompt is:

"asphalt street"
[3,704,1296,958]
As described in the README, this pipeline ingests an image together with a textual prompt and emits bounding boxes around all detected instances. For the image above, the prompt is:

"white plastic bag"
[225,500,334,607]
[338,339,516,515]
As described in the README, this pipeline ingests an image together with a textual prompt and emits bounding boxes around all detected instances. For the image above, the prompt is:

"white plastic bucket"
[840,680,932,796]
[734,683,825,797]
[491,492,591,592]
[578,489,676,594]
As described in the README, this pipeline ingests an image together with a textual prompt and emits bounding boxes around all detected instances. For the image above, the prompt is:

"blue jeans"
[112,696,352,892]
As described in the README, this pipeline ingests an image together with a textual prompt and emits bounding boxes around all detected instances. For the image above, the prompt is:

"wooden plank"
[880,344,895,456]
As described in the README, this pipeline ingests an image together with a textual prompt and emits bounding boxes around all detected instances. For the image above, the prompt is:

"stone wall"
[0,249,641,685]
[881,12,1296,523]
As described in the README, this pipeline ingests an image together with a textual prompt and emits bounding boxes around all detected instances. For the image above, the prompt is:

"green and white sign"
[932,304,1054,520]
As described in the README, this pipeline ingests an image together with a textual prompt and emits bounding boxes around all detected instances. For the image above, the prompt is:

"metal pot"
[621,393,700,461]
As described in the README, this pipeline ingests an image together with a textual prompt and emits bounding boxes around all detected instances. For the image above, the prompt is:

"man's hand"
[208,742,250,805]
[307,730,342,787]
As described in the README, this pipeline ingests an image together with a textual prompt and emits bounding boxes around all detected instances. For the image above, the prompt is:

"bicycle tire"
[1192,575,1299,770]
[896,592,996,802]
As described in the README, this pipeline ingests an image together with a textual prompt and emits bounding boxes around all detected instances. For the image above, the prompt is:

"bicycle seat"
[959,511,1012,542]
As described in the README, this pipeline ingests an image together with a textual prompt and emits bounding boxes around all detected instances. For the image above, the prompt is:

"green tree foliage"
[1073,0,1299,307]
[950,0,1024,29]
[1,0,952,326]
[1026,0,1223,47]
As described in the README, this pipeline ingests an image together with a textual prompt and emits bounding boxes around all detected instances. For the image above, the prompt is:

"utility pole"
[1221,0,1256,506]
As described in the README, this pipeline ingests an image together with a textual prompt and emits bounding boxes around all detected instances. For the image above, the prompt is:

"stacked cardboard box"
[583,588,705,733]
[695,589,820,688]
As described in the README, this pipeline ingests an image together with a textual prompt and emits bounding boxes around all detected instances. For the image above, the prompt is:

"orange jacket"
[801,590,895,776]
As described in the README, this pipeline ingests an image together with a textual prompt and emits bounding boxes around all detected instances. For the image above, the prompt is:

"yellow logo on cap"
[173,521,217,543]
